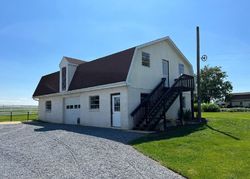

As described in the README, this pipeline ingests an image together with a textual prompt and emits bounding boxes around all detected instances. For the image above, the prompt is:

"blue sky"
[0,0,249,105]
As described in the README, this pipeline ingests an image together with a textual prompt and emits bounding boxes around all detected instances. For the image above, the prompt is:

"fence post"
[10,112,12,121]
[27,112,29,121]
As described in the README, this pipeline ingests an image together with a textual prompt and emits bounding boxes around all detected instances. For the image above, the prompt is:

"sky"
[0,0,250,105]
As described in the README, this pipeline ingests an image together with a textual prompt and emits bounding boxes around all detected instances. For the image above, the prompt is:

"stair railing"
[148,74,194,119]
[131,78,166,126]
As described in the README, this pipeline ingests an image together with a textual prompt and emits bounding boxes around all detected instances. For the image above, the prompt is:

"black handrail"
[131,78,166,116]
[131,74,194,130]
[147,74,194,118]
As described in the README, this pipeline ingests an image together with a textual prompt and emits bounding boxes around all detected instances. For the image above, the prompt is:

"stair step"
[133,75,194,131]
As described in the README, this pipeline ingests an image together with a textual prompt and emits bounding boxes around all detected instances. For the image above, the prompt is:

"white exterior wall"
[79,86,130,129]
[231,100,250,107]
[37,38,194,129]
[127,40,193,119]
[127,86,151,127]
[243,100,250,107]
[59,59,67,92]
[67,64,78,90]
[38,96,63,123]
[38,86,132,129]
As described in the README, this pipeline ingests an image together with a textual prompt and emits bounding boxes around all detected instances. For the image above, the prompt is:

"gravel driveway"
[0,122,183,179]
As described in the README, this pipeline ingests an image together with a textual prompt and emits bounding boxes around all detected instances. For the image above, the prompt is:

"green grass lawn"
[0,106,38,122]
[131,112,250,179]
[0,113,38,122]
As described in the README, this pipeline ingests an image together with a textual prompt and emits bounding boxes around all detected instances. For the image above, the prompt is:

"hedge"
[220,108,250,112]
[194,103,220,112]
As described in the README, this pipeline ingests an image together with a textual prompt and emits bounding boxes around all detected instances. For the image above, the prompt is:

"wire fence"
[0,110,38,122]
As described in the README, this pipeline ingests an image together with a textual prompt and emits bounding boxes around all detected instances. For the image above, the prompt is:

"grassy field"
[0,113,38,122]
[131,112,250,179]
[0,105,38,122]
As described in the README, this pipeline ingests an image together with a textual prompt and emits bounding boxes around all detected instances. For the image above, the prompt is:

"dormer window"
[62,67,66,91]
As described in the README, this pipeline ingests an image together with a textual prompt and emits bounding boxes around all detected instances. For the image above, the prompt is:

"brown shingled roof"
[68,47,135,90]
[231,93,250,100]
[33,47,135,97]
[33,72,60,97]
[64,56,86,65]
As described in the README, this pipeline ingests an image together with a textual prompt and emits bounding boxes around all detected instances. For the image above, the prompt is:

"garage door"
[64,97,80,125]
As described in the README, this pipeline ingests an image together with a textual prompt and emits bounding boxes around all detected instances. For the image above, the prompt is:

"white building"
[33,37,195,130]
[229,92,250,107]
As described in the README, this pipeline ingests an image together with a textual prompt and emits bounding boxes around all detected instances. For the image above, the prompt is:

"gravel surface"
[0,122,184,179]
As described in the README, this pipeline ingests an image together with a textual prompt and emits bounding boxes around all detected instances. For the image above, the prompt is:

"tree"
[200,65,233,103]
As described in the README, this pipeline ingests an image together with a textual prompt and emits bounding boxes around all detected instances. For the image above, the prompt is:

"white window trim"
[142,51,150,67]
[89,95,100,111]
[179,63,184,75]
[45,101,52,112]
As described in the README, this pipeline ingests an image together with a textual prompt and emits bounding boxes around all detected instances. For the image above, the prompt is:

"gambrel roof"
[33,47,135,97]
[33,36,193,97]
[33,71,60,97]
[63,56,86,65]
[68,47,135,91]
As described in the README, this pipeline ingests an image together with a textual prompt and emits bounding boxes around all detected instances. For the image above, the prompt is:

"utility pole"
[196,26,202,121]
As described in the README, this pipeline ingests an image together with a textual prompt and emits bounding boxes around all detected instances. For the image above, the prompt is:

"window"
[142,52,150,67]
[66,104,80,109]
[113,97,120,112]
[141,93,149,103]
[179,64,184,75]
[89,96,100,109]
[46,101,52,112]
[62,67,66,91]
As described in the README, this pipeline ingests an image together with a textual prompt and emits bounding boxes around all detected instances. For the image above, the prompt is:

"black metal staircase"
[131,74,194,131]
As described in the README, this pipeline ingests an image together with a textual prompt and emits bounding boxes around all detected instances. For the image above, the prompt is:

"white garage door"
[64,97,80,125]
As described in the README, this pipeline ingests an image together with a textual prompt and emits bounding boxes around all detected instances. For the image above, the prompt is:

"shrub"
[194,103,220,112]
[202,103,220,112]
[220,108,250,112]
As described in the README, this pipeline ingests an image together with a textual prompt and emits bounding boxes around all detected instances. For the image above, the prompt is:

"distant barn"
[229,92,250,107]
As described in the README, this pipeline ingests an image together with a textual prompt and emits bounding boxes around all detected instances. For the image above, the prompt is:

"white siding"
[243,101,250,107]
[38,86,131,129]
[79,86,130,129]
[38,96,63,123]
[37,38,194,128]
[231,100,250,107]
[59,59,67,92]
[67,64,77,90]
[128,40,193,89]
[127,40,194,119]
[127,86,151,127]
[59,58,78,92]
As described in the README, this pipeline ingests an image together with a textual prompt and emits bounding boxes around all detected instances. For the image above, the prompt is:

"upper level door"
[162,59,169,87]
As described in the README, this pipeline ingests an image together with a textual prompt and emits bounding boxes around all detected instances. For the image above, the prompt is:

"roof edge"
[136,36,194,74]
[34,81,127,98]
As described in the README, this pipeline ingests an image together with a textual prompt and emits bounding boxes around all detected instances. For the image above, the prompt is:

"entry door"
[112,94,121,127]
[162,60,169,87]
